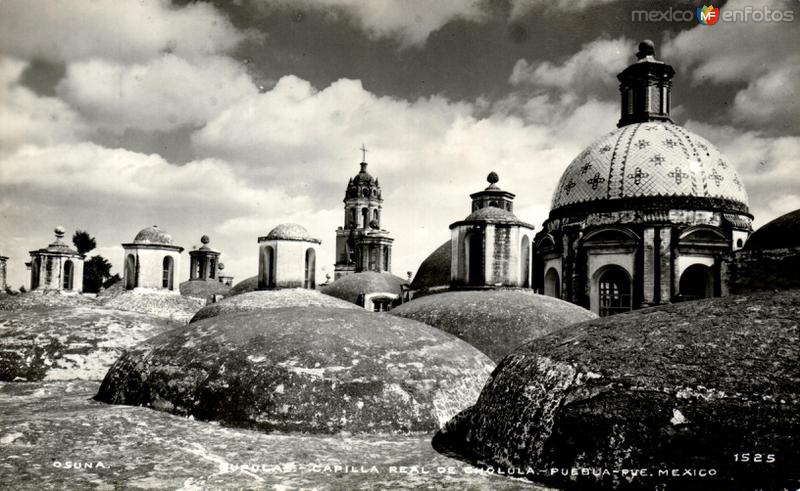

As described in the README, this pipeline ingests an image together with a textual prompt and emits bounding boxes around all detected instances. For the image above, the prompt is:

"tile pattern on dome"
[551,122,749,210]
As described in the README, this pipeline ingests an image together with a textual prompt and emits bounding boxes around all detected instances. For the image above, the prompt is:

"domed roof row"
[550,122,749,214]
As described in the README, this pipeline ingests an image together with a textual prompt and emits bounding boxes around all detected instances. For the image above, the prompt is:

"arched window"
[162,256,174,290]
[679,264,714,301]
[209,259,216,279]
[304,248,316,289]
[350,208,357,228]
[62,260,74,290]
[597,266,632,317]
[362,188,369,197]
[260,246,275,289]
[489,201,498,208]
[31,257,40,290]
[520,236,531,288]
[544,268,560,298]
[373,209,379,223]
[361,208,369,228]
[125,254,136,290]
[736,238,743,248]
[382,247,390,271]
[464,231,484,286]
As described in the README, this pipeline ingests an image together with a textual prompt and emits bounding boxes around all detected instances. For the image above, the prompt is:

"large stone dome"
[434,290,800,489]
[96,306,494,434]
[264,223,320,243]
[191,289,359,322]
[744,208,800,251]
[390,290,596,362]
[550,122,749,217]
[410,240,451,291]
[132,225,174,246]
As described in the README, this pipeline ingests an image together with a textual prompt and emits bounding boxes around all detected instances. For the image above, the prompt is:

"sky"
[1,0,798,289]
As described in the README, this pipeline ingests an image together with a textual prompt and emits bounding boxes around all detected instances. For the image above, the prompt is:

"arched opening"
[520,236,531,288]
[382,247,390,271]
[260,246,275,289]
[31,257,40,289]
[373,209,379,224]
[736,238,743,248]
[304,248,316,289]
[361,207,369,228]
[44,257,53,285]
[162,256,174,290]
[597,266,632,317]
[209,259,216,279]
[125,254,136,290]
[362,188,369,198]
[464,231,484,286]
[372,297,393,312]
[489,201,498,208]
[62,260,74,290]
[679,264,714,301]
[544,268,560,298]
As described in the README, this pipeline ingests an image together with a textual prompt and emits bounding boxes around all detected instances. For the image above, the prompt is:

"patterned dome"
[265,223,320,243]
[133,225,174,246]
[551,122,748,213]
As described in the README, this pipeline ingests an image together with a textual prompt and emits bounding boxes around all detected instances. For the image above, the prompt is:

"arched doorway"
[162,256,174,290]
[464,231,484,286]
[679,264,714,301]
[520,236,531,288]
[63,260,74,290]
[260,246,275,289]
[597,266,632,317]
[125,254,136,290]
[544,268,560,298]
[305,248,316,289]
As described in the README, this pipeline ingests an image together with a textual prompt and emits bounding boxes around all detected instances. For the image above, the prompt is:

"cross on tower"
[360,144,368,162]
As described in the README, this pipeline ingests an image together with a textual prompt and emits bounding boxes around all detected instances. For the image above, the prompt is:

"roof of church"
[132,225,175,246]
[321,271,407,305]
[744,208,800,251]
[453,206,533,228]
[550,122,749,214]
[410,240,451,290]
[263,223,321,243]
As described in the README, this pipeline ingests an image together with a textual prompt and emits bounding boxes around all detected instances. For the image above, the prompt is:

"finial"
[487,171,499,184]
[54,226,65,239]
[636,40,656,60]
[360,143,368,163]
[201,235,210,245]
[218,262,225,270]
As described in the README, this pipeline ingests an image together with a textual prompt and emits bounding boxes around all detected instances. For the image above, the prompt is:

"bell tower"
[334,146,394,280]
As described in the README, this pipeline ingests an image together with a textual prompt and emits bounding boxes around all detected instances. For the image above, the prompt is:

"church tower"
[334,146,394,280]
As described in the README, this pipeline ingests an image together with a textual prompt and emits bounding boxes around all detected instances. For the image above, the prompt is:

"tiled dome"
[133,225,174,246]
[551,122,749,212]
[265,223,320,243]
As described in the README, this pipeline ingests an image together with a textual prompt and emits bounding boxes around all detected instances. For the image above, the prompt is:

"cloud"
[56,55,258,134]
[0,57,87,154]
[662,0,799,132]
[509,0,619,19]
[0,0,250,64]
[254,0,488,47]
[510,37,631,92]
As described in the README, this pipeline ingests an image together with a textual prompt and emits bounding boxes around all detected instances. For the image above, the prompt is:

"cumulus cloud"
[253,0,487,47]
[509,37,631,93]
[0,57,87,154]
[662,0,799,132]
[56,55,258,134]
[0,0,251,64]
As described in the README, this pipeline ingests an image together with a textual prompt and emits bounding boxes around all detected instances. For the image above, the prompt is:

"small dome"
[744,208,800,251]
[321,272,407,305]
[133,225,174,246]
[463,206,524,224]
[265,223,320,243]
[410,240,451,290]
[550,122,749,213]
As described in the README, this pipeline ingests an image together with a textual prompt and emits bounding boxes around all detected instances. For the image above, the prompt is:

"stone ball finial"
[369,219,380,230]
[218,262,225,270]
[201,235,210,244]
[487,171,499,184]
[637,39,656,59]
[54,226,65,238]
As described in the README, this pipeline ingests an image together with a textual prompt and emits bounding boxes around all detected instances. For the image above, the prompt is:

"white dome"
[551,122,748,212]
